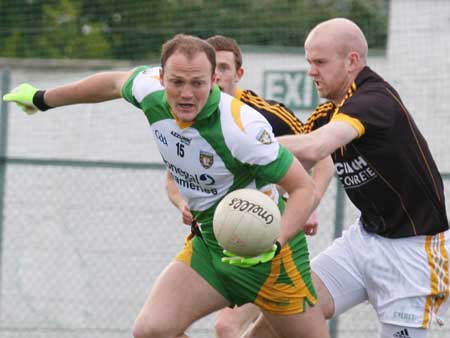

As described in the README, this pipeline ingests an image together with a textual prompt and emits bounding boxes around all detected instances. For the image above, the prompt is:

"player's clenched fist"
[2,83,51,114]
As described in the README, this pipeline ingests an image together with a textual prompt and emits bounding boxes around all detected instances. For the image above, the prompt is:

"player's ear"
[159,68,164,86]
[346,52,360,72]
[236,67,244,81]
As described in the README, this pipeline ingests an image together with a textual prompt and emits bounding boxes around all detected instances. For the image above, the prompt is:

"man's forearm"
[311,156,335,199]
[278,183,319,246]
[44,71,131,108]
[166,172,185,210]
[278,134,320,170]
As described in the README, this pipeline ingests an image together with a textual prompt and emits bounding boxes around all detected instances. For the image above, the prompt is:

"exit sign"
[263,70,319,111]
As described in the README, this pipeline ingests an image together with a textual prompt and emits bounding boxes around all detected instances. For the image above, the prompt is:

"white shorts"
[311,220,450,328]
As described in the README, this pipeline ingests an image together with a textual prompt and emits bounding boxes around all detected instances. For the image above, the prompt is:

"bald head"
[305,18,368,67]
[304,18,369,104]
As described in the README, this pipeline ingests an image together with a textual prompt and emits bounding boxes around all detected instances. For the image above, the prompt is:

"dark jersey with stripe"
[303,67,448,238]
[237,89,303,135]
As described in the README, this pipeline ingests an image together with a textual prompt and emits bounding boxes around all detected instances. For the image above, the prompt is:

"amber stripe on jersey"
[231,97,245,132]
[302,83,355,135]
[331,113,365,137]
[302,102,334,134]
[386,85,445,204]
[239,90,303,134]
[335,82,357,111]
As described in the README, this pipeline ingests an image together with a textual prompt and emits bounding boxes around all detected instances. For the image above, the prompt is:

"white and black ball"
[213,188,281,257]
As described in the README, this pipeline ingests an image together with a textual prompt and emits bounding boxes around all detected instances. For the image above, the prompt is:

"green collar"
[195,85,221,120]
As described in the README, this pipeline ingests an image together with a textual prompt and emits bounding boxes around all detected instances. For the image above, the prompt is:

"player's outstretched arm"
[278,121,358,168]
[3,70,134,114]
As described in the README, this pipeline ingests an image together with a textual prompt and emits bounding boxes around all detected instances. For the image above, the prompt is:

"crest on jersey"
[199,151,214,169]
[256,128,273,144]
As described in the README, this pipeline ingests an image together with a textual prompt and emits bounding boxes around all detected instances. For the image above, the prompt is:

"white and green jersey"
[121,66,293,230]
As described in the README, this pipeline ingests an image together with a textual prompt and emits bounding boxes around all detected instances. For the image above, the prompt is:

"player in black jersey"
[165,35,334,338]
[248,18,449,338]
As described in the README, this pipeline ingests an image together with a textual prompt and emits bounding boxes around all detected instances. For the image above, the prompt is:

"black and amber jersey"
[305,67,448,238]
[236,88,303,136]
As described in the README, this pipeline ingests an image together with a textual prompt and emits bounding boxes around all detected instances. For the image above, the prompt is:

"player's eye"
[217,64,229,73]
[171,79,184,86]
[192,80,205,87]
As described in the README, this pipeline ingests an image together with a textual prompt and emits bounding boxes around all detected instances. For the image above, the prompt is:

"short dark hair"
[161,34,216,75]
[206,35,242,70]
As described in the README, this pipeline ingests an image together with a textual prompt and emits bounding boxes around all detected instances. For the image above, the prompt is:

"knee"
[312,272,334,319]
[133,319,175,338]
[214,317,235,338]
[132,321,155,338]
[214,309,237,338]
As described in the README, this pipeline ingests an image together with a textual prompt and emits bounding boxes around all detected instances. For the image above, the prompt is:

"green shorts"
[175,229,317,315]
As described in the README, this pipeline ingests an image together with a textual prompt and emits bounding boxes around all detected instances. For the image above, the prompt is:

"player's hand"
[304,212,319,236]
[180,202,194,225]
[221,242,281,268]
[3,83,40,114]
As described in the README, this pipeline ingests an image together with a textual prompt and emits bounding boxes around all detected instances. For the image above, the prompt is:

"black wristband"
[32,90,53,111]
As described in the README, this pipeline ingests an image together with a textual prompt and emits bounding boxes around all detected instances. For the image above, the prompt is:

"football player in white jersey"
[3,34,329,338]
[165,35,334,338]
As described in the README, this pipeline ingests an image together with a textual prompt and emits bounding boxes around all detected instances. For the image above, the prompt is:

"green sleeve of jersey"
[251,145,293,184]
[121,65,149,109]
